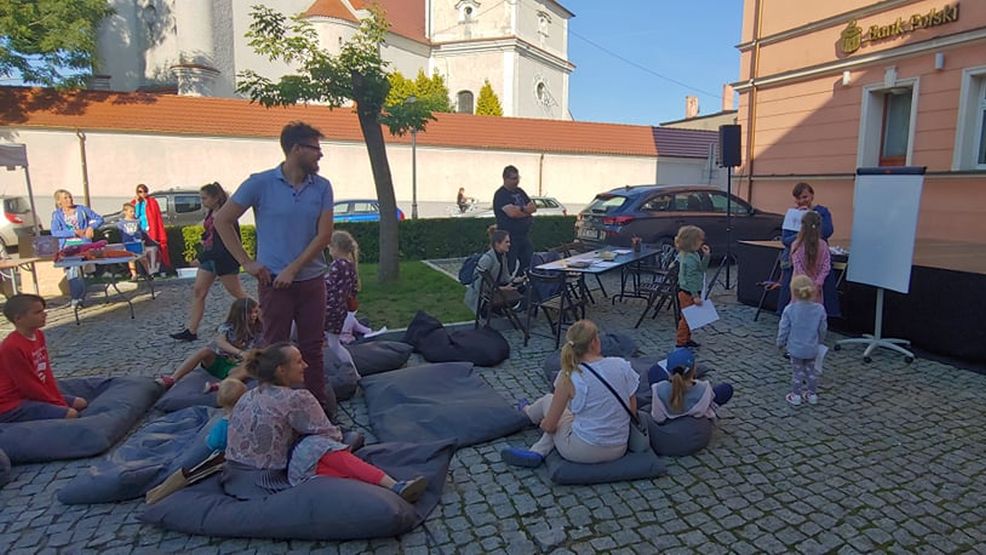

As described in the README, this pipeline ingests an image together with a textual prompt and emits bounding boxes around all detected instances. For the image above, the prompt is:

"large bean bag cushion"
[348,341,414,376]
[362,362,529,447]
[58,406,219,504]
[0,449,10,487]
[140,440,456,541]
[0,377,161,463]
[324,347,360,401]
[545,448,667,485]
[154,368,220,413]
[647,416,714,457]
[402,311,510,367]
[541,333,640,382]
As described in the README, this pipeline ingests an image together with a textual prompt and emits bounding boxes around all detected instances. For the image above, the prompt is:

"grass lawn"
[357,261,474,329]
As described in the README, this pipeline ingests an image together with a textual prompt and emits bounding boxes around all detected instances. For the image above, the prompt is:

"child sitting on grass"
[157,298,263,391]
[205,378,248,451]
[0,294,88,422]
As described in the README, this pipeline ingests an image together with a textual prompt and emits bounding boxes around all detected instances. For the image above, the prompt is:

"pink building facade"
[734,0,986,241]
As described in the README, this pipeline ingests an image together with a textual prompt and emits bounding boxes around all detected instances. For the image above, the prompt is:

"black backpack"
[458,253,483,285]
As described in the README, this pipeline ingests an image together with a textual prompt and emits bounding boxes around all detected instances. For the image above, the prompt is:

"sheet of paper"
[363,326,389,339]
[682,298,720,330]
[815,344,828,374]
[782,208,806,232]
[613,249,633,255]
[591,261,619,269]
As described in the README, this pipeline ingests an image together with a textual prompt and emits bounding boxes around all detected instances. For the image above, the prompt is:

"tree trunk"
[355,103,400,283]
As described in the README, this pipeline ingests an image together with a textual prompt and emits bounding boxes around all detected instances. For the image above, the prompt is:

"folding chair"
[524,268,587,348]
[754,250,784,321]
[473,269,526,334]
[634,261,680,328]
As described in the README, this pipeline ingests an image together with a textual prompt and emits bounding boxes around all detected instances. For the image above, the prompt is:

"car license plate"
[578,228,601,240]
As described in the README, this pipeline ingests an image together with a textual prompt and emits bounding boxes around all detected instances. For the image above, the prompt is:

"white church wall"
[138,0,181,88]
[429,0,513,43]
[515,0,568,59]
[96,0,143,92]
[381,35,432,77]
[515,53,567,119]
[1,127,674,222]
[211,0,238,97]
[433,50,506,113]
[230,0,313,86]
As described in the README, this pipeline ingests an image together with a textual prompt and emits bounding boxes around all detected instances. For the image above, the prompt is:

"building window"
[457,90,474,114]
[456,0,480,23]
[880,90,912,166]
[953,66,986,170]
[858,79,918,168]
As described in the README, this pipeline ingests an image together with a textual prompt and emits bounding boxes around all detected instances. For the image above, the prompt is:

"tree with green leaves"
[386,69,451,113]
[475,80,503,116]
[238,5,437,282]
[0,0,113,87]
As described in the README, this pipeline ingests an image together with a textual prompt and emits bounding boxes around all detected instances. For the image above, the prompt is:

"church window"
[457,90,474,114]
[456,0,481,23]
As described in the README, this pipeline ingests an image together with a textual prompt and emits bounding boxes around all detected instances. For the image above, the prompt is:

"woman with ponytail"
[223,342,428,502]
[649,347,733,423]
[500,320,640,468]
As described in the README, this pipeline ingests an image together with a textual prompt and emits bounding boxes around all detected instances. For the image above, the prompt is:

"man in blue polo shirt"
[215,121,336,417]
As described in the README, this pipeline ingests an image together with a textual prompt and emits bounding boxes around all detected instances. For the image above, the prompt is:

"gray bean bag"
[324,347,360,401]
[154,368,220,412]
[403,311,510,367]
[348,341,414,376]
[545,449,667,485]
[541,332,640,382]
[0,377,161,463]
[362,362,529,447]
[648,416,714,457]
[140,440,456,541]
[0,449,10,488]
[58,406,219,504]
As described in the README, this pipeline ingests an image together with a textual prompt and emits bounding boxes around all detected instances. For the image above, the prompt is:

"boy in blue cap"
[647,347,733,423]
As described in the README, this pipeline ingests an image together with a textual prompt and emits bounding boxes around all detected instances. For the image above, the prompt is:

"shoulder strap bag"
[581,362,651,453]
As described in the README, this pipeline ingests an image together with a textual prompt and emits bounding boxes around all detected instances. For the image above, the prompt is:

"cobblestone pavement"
[1,270,985,554]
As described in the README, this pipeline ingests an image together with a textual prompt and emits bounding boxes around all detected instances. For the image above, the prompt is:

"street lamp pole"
[411,127,418,220]
[405,95,419,220]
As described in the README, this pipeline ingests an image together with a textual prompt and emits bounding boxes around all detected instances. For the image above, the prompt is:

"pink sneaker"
[156,375,176,388]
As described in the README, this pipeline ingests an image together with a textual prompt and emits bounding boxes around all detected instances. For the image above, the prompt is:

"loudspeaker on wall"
[718,124,741,167]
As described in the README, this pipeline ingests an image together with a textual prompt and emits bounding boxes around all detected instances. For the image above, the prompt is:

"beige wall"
[430,0,513,43]
[1,128,721,224]
[737,0,986,242]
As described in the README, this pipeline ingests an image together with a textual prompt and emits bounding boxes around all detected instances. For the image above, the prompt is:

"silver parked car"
[467,196,568,218]
[101,187,207,230]
[0,196,39,254]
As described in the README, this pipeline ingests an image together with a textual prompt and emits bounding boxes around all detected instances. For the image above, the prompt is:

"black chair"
[552,241,607,300]
[619,242,677,303]
[524,268,587,348]
[634,261,680,328]
[754,250,784,321]
[473,269,526,334]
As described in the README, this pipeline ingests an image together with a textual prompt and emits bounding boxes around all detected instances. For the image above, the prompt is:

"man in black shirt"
[492,165,537,274]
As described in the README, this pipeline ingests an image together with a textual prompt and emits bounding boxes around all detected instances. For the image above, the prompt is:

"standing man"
[214,121,336,418]
[493,165,537,274]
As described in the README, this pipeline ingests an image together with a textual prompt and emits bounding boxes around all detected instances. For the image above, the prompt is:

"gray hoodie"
[777,300,827,359]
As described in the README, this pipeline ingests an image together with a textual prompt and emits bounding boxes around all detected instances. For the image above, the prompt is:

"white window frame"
[951,65,986,170]
[857,76,920,168]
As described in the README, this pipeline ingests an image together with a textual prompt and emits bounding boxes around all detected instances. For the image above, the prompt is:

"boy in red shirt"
[0,294,88,422]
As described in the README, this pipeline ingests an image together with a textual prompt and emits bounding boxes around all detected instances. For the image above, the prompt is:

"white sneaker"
[805,392,818,405]
[785,392,802,406]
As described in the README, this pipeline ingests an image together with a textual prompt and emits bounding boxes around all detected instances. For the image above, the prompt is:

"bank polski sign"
[840,3,960,55]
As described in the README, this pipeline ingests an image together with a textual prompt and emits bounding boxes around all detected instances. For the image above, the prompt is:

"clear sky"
[564,0,744,126]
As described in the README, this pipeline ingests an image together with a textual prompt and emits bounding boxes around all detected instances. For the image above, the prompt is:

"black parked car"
[574,185,783,254]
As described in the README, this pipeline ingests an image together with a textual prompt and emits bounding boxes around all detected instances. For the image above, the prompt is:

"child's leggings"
[315,450,386,484]
[790,357,818,395]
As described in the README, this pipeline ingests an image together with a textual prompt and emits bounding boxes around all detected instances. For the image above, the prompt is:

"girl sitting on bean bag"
[649,348,733,423]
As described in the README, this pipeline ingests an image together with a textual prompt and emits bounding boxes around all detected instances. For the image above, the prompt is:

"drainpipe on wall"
[744,0,764,202]
[538,152,545,196]
[76,130,91,207]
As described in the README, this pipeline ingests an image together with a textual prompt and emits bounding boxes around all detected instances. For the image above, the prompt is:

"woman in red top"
[0,295,88,422]
[134,184,172,273]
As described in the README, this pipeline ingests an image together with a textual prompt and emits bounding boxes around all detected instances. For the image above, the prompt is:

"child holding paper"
[675,225,710,348]
[777,275,828,406]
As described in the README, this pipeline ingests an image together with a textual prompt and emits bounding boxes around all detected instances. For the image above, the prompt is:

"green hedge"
[153,216,576,266]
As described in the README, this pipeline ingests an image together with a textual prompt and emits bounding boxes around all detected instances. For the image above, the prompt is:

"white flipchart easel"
[834,167,924,363]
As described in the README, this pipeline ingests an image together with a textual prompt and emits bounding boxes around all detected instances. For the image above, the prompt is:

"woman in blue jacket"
[50,189,104,304]
[777,182,839,317]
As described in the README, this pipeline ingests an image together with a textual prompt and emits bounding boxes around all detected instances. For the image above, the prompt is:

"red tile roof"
[304,0,428,44]
[0,87,715,159]
[303,0,359,24]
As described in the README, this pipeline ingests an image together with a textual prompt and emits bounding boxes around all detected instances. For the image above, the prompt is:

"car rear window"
[3,197,30,214]
[586,195,628,214]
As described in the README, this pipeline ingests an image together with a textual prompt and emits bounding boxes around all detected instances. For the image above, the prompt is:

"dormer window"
[456,0,481,23]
